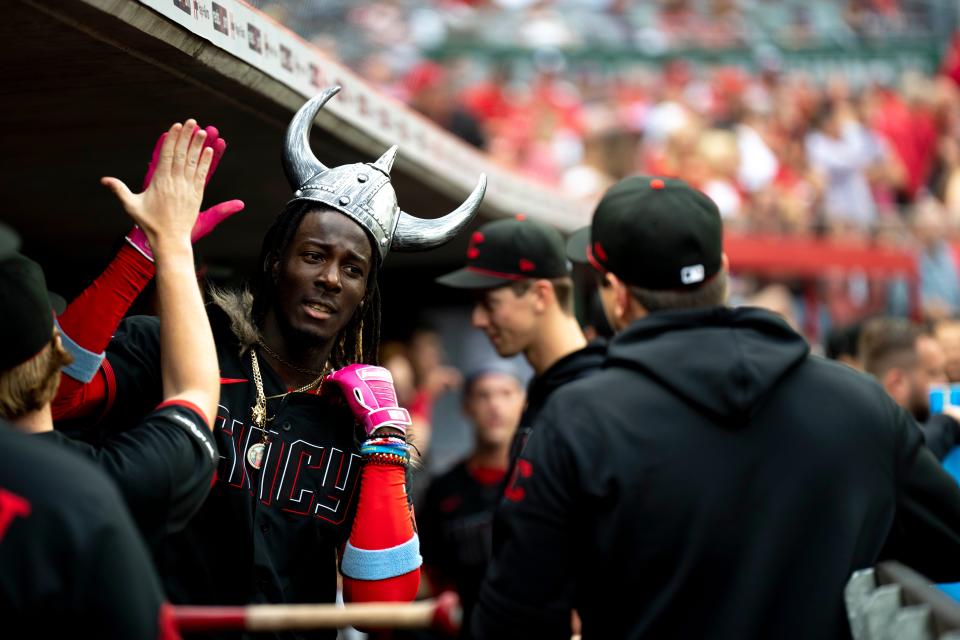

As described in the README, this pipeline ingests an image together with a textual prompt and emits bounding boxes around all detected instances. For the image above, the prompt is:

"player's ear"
[882,368,909,406]
[611,274,628,319]
[267,255,280,283]
[531,279,552,313]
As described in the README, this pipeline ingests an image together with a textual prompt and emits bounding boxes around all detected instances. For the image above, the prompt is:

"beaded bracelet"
[364,436,407,448]
[365,452,409,466]
[360,443,410,457]
[360,437,410,466]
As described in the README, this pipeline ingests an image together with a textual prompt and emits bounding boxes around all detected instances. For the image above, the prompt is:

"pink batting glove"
[324,364,412,437]
[126,125,242,261]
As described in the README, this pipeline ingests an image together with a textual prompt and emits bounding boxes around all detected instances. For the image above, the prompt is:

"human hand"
[324,364,412,437]
[142,125,226,191]
[103,120,212,250]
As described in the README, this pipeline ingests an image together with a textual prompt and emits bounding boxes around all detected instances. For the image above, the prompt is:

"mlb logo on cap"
[681,264,705,285]
[565,176,723,291]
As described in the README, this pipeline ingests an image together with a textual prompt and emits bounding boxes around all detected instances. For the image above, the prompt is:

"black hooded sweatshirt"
[473,306,960,640]
[506,339,607,473]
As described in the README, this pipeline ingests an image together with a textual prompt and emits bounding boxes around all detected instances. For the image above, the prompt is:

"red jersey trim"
[98,357,118,424]
[158,399,210,428]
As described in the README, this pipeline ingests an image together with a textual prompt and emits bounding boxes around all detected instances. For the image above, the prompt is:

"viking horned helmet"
[283,86,487,262]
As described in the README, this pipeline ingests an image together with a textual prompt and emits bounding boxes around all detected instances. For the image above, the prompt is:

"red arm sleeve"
[341,462,421,603]
[52,244,154,421]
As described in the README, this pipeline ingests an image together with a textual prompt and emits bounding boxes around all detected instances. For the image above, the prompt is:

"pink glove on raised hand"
[325,364,412,437]
[126,125,244,261]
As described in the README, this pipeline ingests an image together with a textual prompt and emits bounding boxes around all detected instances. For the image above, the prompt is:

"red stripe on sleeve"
[157,399,210,428]
[97,357,118,424]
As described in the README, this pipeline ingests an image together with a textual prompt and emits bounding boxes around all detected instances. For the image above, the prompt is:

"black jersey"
[419,461,505,633]
[0,423,175,639]
[83,300,362,639]
[40,402,216,553]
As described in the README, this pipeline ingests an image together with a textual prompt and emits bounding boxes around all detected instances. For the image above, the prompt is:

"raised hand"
[142,125,226,191]
[125,123,244,261]
[102,120,212,250]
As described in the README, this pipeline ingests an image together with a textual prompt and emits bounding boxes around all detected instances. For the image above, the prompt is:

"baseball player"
[50,88,485,638]
[0,226,181,639]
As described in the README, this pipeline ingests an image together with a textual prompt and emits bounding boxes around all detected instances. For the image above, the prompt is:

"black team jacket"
[506,339,606,472]
[473,306,960,640]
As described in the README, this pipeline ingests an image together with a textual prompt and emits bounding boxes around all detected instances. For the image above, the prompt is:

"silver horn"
[372,145,398,175]
[392,174,487,252]
[282,86,340,189]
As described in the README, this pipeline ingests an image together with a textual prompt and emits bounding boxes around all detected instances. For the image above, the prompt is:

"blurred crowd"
[254,0,941,56]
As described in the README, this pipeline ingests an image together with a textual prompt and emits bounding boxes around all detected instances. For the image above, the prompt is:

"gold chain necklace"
[256,337,324,377]
[247,348,328,469]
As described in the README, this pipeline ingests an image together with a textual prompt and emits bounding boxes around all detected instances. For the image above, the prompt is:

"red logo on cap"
[518,259,536,272]
[650,178,665,190]
[593,241,608,262]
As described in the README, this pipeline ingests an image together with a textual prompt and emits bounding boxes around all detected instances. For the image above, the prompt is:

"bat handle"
[431,591,462,634]
[173,607,248,632]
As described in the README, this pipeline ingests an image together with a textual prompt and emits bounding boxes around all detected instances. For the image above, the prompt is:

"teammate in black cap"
[0,232,182,638]
[436,217,605,489]
[473,176,960,639]
[0,121,220,557]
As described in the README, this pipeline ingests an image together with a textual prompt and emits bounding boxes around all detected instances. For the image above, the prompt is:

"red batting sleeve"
[341,463,420,603]
[52,244,154,420]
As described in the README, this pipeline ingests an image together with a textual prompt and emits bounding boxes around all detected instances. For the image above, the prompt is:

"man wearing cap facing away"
[471,176,960,640]
[436,217,605,486]
[0,258,179,640]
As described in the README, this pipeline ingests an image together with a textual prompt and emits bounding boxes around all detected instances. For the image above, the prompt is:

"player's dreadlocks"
[252,201,381,367]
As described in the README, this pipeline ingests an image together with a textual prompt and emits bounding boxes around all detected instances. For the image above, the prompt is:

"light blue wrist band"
[55,318,105,383]
[341,535,422,580]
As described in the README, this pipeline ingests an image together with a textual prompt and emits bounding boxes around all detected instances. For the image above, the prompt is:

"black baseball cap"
[0,253,65,370]
[436,217,571,289]
[566,176,723,290]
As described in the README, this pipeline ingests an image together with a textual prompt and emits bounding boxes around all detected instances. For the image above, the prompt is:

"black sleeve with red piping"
[340,462,422,602]
[471,401,577,640]
[52,244,155,421]
[38,401,216,549]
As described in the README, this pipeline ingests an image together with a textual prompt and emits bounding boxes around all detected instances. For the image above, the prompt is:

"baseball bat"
[173,592,461,634]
